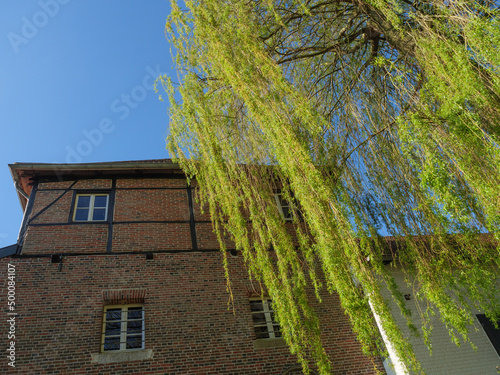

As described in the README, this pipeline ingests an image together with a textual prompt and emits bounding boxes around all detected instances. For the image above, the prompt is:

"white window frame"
[73,193,109,222]
[274,192,293,221]
[101,304,145,352]
[250,299,281,339]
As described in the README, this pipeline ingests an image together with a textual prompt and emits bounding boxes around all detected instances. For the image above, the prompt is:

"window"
[101,305,145,352]
[274,191,293,221]
[250,299,281,339]
[477,314,500,356]
[73,193,109,221]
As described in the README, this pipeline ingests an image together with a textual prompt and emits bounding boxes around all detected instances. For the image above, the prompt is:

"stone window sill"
[91,349,153,364]
[253,338,287,349]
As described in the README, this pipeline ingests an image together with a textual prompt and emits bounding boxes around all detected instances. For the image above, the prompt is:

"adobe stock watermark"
[7,0,72,54]
[63,64,165,165]
[6,263,17,368]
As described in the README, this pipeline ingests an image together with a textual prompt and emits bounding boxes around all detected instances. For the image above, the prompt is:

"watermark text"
[6,263,16,368]
[7,0,72,54]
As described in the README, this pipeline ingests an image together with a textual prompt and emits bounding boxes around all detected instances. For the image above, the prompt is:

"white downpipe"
[350,264,409,375]
[369,299,409,375]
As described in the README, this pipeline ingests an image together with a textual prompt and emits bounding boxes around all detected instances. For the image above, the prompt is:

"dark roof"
[0,244,18,259]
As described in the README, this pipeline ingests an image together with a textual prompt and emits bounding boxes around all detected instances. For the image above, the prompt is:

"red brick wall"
[113,223,192,251]
[30,190,73,223]
[116,178,187,189]
[114,189,190,222]
[0,175,384,374]
[22,225,108,254]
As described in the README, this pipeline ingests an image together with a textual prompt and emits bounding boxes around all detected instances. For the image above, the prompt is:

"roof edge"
[8,160,179,172]
[0,244,18,259]
[8,159,182,211]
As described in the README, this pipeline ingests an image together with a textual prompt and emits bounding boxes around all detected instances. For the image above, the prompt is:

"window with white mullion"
[250,299,282,339]
[125,309,145,350]
[274,192,293,221]
[102,305,144,352]
[262,300,276,338]
[74,194,109,222]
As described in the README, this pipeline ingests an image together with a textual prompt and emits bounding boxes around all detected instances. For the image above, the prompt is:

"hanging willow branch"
[161,1,500,374]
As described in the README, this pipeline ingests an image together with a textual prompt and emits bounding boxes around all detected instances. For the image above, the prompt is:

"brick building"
[0,160,384,375]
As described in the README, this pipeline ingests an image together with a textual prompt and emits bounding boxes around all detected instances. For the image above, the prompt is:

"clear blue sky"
[0,0,175,247]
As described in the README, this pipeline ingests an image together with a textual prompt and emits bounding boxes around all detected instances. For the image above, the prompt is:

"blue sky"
[0,0,175,247]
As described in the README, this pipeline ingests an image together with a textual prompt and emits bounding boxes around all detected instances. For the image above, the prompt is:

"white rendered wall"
[380,267,500,375]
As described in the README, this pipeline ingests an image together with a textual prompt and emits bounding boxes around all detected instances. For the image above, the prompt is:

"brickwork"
[22,225,108,254]
[112,223,192,252]
[38,181,75,189]
[116,178,187,189]
[73,179,112,189]
[192,197,212,222]
[0,252,382,374]
[114,189,189,222]
[30,190,73,224]
[0,172,385,374]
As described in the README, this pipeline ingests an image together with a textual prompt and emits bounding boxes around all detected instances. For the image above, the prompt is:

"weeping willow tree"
[161,0,500,373]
